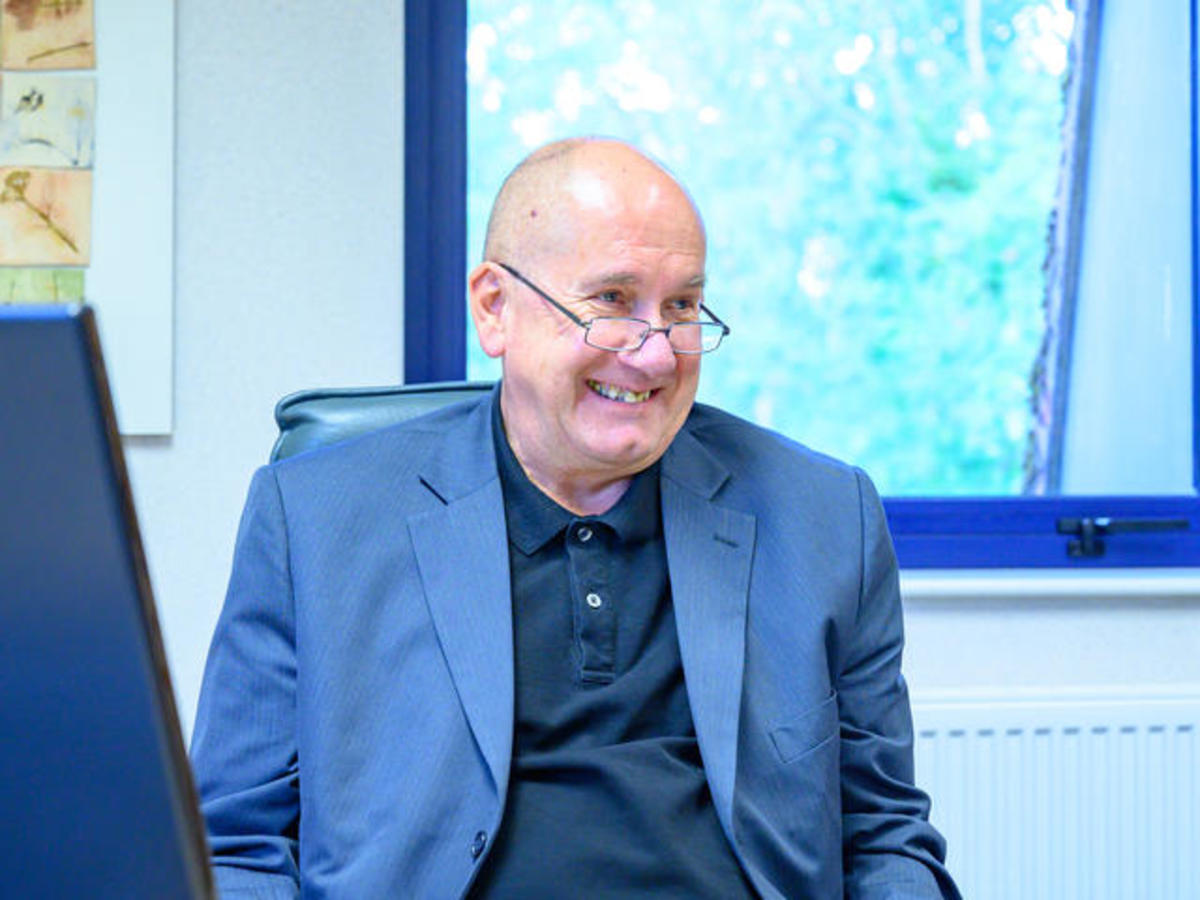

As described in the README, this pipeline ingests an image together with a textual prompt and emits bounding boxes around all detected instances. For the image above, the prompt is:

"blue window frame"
[403,0,1200,568]
[404,0,467,383]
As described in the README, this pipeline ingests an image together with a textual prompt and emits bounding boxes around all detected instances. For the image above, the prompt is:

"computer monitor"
[0,305,213,898]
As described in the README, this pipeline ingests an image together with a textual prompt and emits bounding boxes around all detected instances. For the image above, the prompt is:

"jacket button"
[470,830,488,860]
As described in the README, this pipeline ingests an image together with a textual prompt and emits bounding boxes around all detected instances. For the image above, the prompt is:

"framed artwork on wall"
[0,0,174,435]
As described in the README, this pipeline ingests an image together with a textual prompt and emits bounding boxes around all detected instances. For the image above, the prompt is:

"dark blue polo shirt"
[469,404,757,898]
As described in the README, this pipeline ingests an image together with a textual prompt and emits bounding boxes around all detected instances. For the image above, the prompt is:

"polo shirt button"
[577,526,593,542]
[471,830,488,860]
[586,592,603,609]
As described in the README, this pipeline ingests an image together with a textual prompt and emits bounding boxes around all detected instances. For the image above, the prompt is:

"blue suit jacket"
[191,390,957,899]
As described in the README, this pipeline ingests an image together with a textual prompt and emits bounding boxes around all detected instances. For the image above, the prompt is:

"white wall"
[902,570,1200,696]
[124,0,404,733]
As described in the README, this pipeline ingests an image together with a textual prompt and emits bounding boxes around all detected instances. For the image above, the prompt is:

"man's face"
[484,159,707,498]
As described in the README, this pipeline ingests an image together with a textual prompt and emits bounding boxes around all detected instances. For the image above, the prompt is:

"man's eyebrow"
[576,271,707,292]
[576,271,640,292]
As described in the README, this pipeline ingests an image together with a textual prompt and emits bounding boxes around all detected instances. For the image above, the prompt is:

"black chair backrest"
[271,381,493,462]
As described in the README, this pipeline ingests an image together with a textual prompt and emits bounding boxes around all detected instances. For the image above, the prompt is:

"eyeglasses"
[496,262,730,355]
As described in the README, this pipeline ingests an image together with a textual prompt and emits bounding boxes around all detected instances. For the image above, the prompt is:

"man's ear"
[468,262,507,359]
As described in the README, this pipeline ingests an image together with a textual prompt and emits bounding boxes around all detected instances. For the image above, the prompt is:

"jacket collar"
[408,386,513,794]
[663,417,756,835]
[415,383,502,505]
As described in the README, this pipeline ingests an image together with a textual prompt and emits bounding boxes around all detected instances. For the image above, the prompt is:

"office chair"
[271,381,493,462]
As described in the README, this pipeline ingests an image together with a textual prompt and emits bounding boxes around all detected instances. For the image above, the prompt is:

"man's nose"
[623,326,677,374]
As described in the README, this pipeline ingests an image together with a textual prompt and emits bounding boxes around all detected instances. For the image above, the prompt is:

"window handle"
[1056,516,1189,558]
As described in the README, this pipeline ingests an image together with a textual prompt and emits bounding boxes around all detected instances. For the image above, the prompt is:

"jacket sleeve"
[839,469,961,900]
[189,467,301,899]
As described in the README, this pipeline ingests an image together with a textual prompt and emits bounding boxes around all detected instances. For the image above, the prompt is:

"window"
[405,0,1200,567]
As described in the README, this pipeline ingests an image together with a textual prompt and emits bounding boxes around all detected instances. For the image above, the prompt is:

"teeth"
[588,379,652,404]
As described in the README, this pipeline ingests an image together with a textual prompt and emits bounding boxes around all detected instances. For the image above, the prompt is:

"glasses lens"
[669,323,723,354]
[587,317,648,351]
[585,318,725,353]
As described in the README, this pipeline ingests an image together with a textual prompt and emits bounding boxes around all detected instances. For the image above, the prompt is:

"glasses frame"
[495,262,730,355]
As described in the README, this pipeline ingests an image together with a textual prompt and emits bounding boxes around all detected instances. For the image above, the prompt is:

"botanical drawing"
[0,266,82,302]
[1,0,95,70]
[0,73,95,167]
[0,166,90,264]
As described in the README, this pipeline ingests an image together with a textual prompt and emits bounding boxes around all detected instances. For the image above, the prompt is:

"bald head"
[483,138,705,266]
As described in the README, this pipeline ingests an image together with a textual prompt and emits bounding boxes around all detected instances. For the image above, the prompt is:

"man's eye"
[594,290,623,304]
[669,297,701,316]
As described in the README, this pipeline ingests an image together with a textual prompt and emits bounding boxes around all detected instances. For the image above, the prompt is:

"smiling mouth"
[587,379,654,404]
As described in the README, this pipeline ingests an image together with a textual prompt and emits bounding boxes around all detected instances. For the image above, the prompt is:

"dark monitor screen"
[0,305,213,898]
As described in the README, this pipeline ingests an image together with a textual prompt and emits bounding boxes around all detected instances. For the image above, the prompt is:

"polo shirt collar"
[492,397,661,555]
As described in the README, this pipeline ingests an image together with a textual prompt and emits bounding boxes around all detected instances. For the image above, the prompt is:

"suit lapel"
[662,428,756,834]
[407,392,514,794]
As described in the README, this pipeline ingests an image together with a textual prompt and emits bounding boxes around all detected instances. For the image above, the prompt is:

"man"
[191,138,959,898]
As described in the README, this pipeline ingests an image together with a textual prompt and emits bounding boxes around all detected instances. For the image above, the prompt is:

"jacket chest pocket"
[769,691,838,764]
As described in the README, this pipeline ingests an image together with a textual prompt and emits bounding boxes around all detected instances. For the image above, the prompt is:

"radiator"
[911,691,1199,900]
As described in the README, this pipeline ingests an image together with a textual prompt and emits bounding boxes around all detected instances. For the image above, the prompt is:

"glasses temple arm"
[700,303,730,334]
[496,261,589,327]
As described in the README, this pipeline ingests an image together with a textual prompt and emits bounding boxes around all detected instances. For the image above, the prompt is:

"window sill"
[900,568,1200,604]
